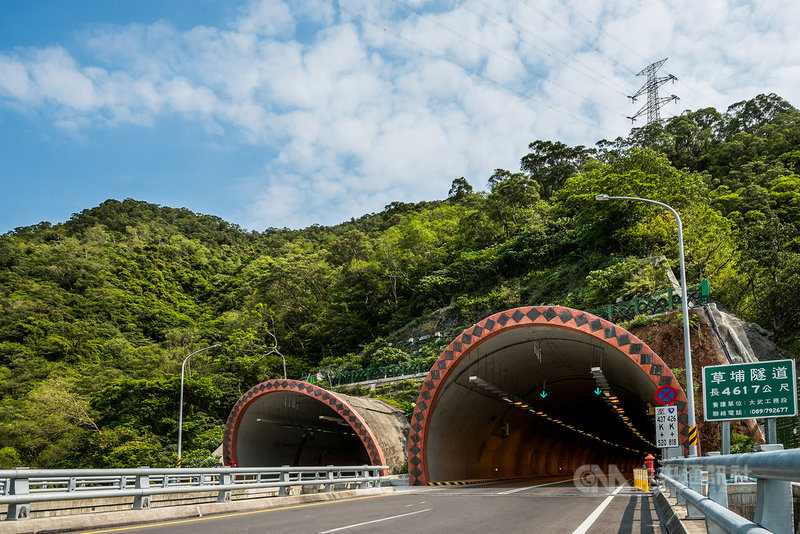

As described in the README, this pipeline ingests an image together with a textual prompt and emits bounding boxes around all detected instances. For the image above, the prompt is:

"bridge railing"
[0,464,389,521]
[660,445,795,533]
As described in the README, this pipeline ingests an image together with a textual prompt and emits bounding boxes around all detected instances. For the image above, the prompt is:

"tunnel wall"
[223,380,388,470]
[408,305,690,485]
[336,393,410,474]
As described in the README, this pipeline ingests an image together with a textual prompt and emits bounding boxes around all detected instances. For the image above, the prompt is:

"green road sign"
[702,359,797,421]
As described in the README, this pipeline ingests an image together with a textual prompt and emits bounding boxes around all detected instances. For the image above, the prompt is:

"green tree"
[558,148,708,255]
[521,140,596,198]
[486,169,540,238]
[448,177,474,201]
[0,447,21,469]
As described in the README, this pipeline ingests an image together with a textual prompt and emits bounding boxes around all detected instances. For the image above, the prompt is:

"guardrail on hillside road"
[660,445,795,533]
[0,464,389,521]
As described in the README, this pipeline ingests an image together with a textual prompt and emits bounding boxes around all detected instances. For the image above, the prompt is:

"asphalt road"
[77,477,661,534]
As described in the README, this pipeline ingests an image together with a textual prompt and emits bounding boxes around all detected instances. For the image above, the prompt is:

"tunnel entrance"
[224,380,386,469]
[408,306,689,485]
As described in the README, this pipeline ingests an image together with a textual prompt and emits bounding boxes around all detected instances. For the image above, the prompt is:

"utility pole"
[627,58,679,124]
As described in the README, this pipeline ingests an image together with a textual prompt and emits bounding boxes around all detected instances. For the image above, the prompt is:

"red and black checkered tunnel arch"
[407,306,690,486]
[224,380,386,469]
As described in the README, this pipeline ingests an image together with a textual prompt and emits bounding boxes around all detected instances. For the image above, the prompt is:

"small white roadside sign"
[655,405,679,448]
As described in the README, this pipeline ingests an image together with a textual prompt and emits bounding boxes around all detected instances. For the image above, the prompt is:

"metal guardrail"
[659,472,770,534]
[660,446,795,533]
[590,280,710,323]
[0,465,389,521]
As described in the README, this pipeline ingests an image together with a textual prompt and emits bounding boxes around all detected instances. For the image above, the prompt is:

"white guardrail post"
[324,466,334,492]
[752,444,793,533]
[218,471,232,503]
[6,468,30,520]
[686,467,704,519]
[704,453,728,509]
[132,468,150,510]
[675,463,688,506]
[372,466,382,487]
[278,466,290,497]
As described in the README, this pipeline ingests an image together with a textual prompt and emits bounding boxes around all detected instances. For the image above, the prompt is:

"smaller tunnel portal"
[224,380,403,472]
[235,390,370,467]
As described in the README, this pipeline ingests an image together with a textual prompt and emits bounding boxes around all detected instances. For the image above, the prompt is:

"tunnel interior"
[235,390,371,467]
[421,320,670,483]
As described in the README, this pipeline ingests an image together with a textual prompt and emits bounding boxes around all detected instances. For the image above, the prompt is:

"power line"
[516,0,638,76]
[322,0,619,136]
[553,0,651,66]
[462,0,631,96]
[388,0,626,118]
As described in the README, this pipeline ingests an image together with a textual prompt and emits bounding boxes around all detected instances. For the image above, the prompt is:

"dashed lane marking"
[317,508,431,533]
[77,494,393,533]
[497,477,575,495]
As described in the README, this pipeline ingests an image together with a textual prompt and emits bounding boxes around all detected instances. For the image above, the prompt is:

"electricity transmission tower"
[627,58,679,124]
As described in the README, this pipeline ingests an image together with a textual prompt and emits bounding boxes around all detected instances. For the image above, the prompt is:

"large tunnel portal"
[408,306,690,485]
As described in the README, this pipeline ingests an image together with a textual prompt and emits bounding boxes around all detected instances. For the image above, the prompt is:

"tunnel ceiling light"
[591,367,655,449]
[319,415,350,427]
[256,417,355,436]
[468,374,651,455]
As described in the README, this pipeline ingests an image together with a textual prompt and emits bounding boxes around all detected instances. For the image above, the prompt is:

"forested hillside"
[1,93,798,469]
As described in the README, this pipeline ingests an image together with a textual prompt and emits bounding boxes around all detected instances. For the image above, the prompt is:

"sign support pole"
[721,421,730,455]
[767,418,777,444]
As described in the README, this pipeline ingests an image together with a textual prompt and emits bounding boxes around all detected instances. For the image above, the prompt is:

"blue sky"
[2,0,798,233]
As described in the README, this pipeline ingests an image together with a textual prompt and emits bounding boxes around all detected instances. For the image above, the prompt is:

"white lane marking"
[570,484,625,534]
[318,508,431,533]
[498,478,574,495]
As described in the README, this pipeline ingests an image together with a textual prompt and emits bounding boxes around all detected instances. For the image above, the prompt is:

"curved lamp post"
[177,344,222,467]
[595,194,697,457]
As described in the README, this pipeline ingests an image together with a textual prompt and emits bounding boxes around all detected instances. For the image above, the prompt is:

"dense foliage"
[1,94,798,468]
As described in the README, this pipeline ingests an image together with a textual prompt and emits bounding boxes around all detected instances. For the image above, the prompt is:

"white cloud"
[0,55,32,101]
[28,47,100,111]
[1,0,800,230]
[235,0,295,37]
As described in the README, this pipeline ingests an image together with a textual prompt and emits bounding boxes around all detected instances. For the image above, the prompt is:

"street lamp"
[177,344,222,467]
[594,194,698,457]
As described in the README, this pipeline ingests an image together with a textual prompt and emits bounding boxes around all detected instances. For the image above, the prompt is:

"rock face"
[705,303,784,363]
[627,305,771,451]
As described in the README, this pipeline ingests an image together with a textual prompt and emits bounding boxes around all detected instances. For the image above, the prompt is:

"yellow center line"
[78,493,394,533]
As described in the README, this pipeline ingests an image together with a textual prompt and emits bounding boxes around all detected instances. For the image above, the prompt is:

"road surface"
[77,476,660,534]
